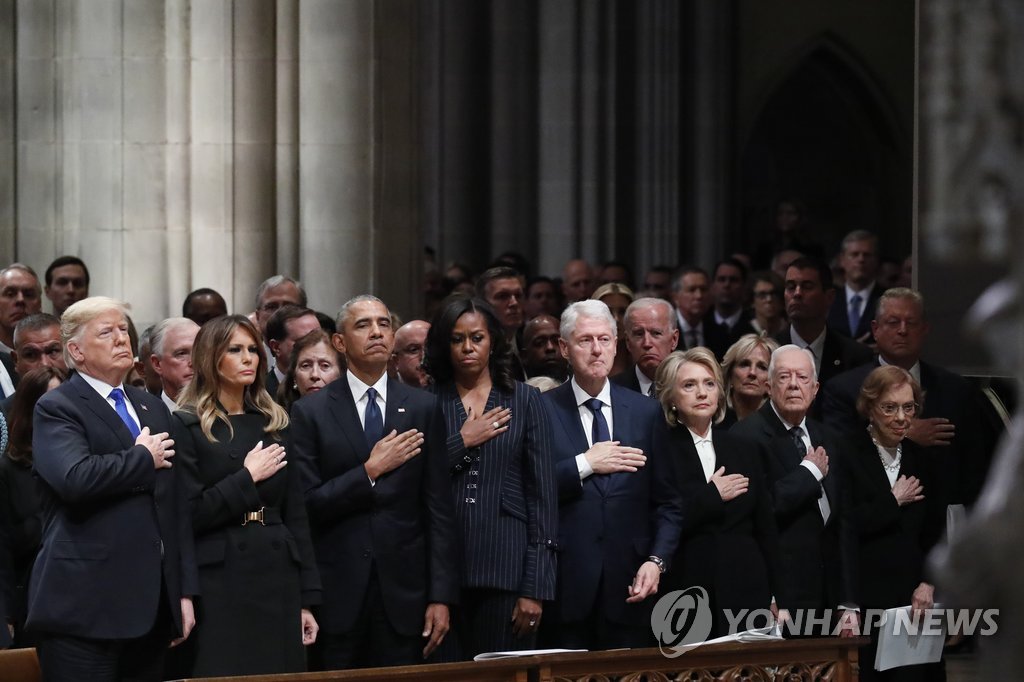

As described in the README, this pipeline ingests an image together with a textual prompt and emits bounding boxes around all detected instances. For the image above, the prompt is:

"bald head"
[391,320,431,388]
[521,314,568,381]
[561,259,595,303]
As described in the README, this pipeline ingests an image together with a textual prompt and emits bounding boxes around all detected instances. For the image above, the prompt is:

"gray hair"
[559,300,616,340]
[768,343,818,382]
[841,229,878,253]
[336,294,387,330]
[61,296,131,370]
[623,297,677,332]
[150,317,200,358]
[0,263,41,292]
[254,275,307,309]
[876,287,925,318]
[13,313,60,348]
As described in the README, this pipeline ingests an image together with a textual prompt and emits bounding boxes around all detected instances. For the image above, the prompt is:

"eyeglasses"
[877,402,918,417]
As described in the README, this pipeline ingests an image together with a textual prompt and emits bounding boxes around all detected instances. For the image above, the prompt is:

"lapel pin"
[833,359,840,366]
[141,404,149,411]
[398,408,406,413]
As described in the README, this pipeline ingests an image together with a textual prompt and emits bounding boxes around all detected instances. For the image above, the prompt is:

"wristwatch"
[647,555,666,573]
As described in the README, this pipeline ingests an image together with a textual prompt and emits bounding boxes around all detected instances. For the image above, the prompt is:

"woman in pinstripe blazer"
[424,297,558,659]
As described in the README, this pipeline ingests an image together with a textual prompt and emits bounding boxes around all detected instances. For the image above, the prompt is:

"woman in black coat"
[847,366,945,682]
[655,347,783,638]
[423,297,558,659]
[0,366,65,647]
[173,315,320,676]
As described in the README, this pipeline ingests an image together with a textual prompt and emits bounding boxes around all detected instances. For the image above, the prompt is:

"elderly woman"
[848,365,945,681]
[276,329,343,411]
[656,348,782,637]
[591,283,635,378]
[720,334,779,428]
[423,297,557,659]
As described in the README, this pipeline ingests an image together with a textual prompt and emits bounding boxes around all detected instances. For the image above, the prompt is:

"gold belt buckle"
[242,506,265,526]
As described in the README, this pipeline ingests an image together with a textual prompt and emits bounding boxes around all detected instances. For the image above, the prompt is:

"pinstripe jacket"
[439,381,558,600]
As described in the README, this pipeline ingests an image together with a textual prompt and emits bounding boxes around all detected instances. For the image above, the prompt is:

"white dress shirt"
[161,390,178,413]
[771,403,830,523]
[845,282,876,322]
[571,378,613,480]
[346,371,389,485]
[634,366,654,398]
[688,426,716,482]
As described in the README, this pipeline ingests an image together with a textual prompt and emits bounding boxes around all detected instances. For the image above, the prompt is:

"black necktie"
[364,387,384,448]
[586,398,610,444]
[789,425,806,462]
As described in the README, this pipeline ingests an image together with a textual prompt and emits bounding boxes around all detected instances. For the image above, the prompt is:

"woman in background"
[276,329,343,411]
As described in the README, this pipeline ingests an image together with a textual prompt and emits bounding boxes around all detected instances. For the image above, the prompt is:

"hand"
[891,475,924,506]
[912,582,935,617]
[838,609,860,637]
[907,417,955,447]
[803,446,829,478]
[365,429,424,480]
[137,427,175,470]
[421,603,449,658]
[170,597,195,647]
[710,466,749,501]
[776,608,792,630]
[243,440,287,483]
[585,441,646,475]
[460,406,511,448]
[511,597,542,638]
[301,608,318,646]
[626,561,660,603]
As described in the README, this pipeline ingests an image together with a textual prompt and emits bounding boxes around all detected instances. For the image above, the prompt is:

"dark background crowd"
[0,222,1006,680]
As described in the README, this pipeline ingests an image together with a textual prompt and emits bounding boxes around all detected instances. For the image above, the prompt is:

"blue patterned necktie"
[109,388,141,439]
[848,293,862,335]
[586,398,611,492]
[364,387,384,448]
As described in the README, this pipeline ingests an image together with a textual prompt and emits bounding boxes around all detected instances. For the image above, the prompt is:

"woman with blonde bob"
[173,315,321,676]
[720,334,779,428]
[847,365,944,681]
[655,348,782,637]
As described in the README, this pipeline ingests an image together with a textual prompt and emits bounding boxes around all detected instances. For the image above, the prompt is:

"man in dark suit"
[290,295,458,669]
[521,314,569,382]
[731,344,858,636]
[264,304,320,399]
[544,300,682,649]
[28,296,197,680]
[826,230,883,344]
[672,266,730,359]
[775,258,872,414]
[709,258,756,342]
[611,297,678,397]
[820,288,998,507]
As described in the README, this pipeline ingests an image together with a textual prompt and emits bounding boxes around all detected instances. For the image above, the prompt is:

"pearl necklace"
[868,425,902,473]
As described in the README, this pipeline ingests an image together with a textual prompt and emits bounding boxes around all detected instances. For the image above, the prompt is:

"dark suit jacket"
[774,327,872,417]
[609,367,646,396]
[820,358,998,507]
[731,402,858,610]
[662,428,781,626]
[290,374,459,636]
[265,369,280,401]
[544,380,682,627]
[676,315,732,361]
[845,431,944,609]
[27,372,198,640]
[827,285,884,341]
[438,381,558,600]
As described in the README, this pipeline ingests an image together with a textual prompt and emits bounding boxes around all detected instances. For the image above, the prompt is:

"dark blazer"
[827,285,884,341]
[438,381,558,600]
[27,372,198,640]
[773,327,873,415]
[610,367,644,395]
[821,358,998,508]
[289,374,459,636]
[0,455,41,637]
[544,380,682,627]
[845,431,944,609]
[731,402,858,610]
[265,370,281,401]
[662,428,781,628]
[677,316,732,361]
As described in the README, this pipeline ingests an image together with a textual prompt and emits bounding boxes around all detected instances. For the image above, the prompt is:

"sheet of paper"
[875,606,945,671]
[473,648,587,661]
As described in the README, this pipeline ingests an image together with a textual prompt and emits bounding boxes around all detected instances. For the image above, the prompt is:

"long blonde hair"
[176,315,288,442]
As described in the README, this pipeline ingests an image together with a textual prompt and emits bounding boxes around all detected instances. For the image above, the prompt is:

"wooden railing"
[174,637,867,682]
